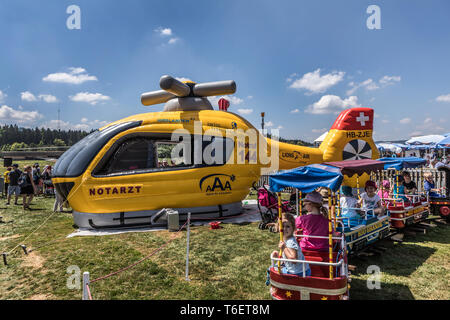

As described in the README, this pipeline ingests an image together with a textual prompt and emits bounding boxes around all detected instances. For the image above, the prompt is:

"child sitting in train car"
[339,186,360,219]
[358,180,386,216]
[392,175,409,202]
[295,192,329,252]
[272,213,311,276]
[424,172,444,198]
[402,171,418,195]
[378,180,391,199]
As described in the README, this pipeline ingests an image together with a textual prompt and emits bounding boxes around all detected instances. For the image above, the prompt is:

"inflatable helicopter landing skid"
[52,75,379,230]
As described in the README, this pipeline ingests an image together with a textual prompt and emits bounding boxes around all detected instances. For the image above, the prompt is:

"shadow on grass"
[401,224,450,245]
[351,278,415,300]
[351,243,436,277]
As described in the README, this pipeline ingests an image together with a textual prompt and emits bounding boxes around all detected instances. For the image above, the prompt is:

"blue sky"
[0,0,449,142]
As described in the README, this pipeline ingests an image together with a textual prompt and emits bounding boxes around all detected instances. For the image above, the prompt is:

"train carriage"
[377,157,429,229]
[267,164,350,300]
[323,159,391,253]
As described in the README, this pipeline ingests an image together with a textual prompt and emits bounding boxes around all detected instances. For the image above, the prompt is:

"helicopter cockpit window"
[96,138,155,175]
[94,134,235,177]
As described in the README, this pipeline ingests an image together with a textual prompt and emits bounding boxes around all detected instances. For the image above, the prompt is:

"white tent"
[406,134,445,145]
[376,143,403,154]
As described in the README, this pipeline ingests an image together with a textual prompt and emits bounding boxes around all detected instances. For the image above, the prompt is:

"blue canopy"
[377,157,426,170]
[269,164,343,193]
[437,135,450,148]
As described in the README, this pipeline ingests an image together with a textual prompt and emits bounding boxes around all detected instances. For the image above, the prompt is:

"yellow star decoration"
[321,296,328,300]
[286,291,293,298]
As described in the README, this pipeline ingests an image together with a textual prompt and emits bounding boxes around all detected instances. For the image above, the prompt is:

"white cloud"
[381,119,390,124]
[290,108,300,114]
[436,94,450,103]
[379,75,401,86]
[265,121,274,127]
[209,95,244,107]
[21,91,58,103]
[0,90,7,103]
[70,92,111,105]
[168,38,179,44]
[286,73,298,83]
[38,94,59,103]
[410,117,445,135]
[43,118,109,131]
[276,126,283,130]
[312,128,327,133]
[247,95,253,99]
[400,118,411,124]
[0,105,43,123]
[346,75,400,96]
[289,69,345,94]
[346,79,379,95]
[305,95,360,114]
[43,68,98,84]
[155,27,173,37]
[237,108,253,115]
[21,91,37,102]
[69,67,86,75]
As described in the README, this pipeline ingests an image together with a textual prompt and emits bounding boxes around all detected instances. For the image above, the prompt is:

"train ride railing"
[256,169,447,193]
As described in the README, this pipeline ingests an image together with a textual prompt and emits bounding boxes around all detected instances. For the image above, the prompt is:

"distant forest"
[0,124,314,151]
[279,137,314,147]
[0,124,90,151]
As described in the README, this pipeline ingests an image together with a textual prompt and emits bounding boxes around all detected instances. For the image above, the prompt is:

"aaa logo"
[199,174,236,193]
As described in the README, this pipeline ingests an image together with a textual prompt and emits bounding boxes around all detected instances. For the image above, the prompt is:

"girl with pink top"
[295,191,329,252]
[378,180,391,199]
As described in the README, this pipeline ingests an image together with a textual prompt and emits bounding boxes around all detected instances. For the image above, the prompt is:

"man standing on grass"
[7,164,22,205]
[3,166,11,197]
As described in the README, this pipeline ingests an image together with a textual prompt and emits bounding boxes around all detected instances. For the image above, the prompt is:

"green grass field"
[0,194,448,300]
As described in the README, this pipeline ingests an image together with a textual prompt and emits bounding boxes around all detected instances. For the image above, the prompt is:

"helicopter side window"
[97,138,155,175]
[156,142,189,168]
[94,134,235,177]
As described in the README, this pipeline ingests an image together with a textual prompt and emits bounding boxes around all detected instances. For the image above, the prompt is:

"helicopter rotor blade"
[141,90,176,106]
[160,75,191,97]
[193,80,236,97]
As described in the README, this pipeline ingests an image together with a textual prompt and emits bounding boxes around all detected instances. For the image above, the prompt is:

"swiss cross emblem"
[356,112,369,126]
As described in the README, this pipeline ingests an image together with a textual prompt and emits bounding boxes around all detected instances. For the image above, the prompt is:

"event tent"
[406,135,445,145]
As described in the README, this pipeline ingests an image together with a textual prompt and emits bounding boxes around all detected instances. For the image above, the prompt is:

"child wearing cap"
[295,191,329,252]
[358,180,385,216]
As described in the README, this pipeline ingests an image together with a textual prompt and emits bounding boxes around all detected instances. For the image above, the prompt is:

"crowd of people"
[3,163,63,211]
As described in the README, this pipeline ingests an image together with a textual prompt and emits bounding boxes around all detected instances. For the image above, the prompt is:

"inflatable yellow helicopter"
[52,75,379,229]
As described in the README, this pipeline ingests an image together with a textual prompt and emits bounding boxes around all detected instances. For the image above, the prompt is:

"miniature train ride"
[52,75,380,230]
[323,160,391,253]
[377,157,430,229]
[267,164,349,300]
[429,196,450,221]
[428,167,450,221]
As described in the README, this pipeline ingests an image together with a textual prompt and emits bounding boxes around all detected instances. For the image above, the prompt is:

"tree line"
[0,124,314,152]
[0,124,91,151]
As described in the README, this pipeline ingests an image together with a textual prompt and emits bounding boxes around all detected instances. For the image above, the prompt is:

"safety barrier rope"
[86,283,93,301]
[4,210,59,257]
[88,220,188,290]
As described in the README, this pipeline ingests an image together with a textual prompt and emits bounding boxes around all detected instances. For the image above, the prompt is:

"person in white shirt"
[358,180,385,216]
